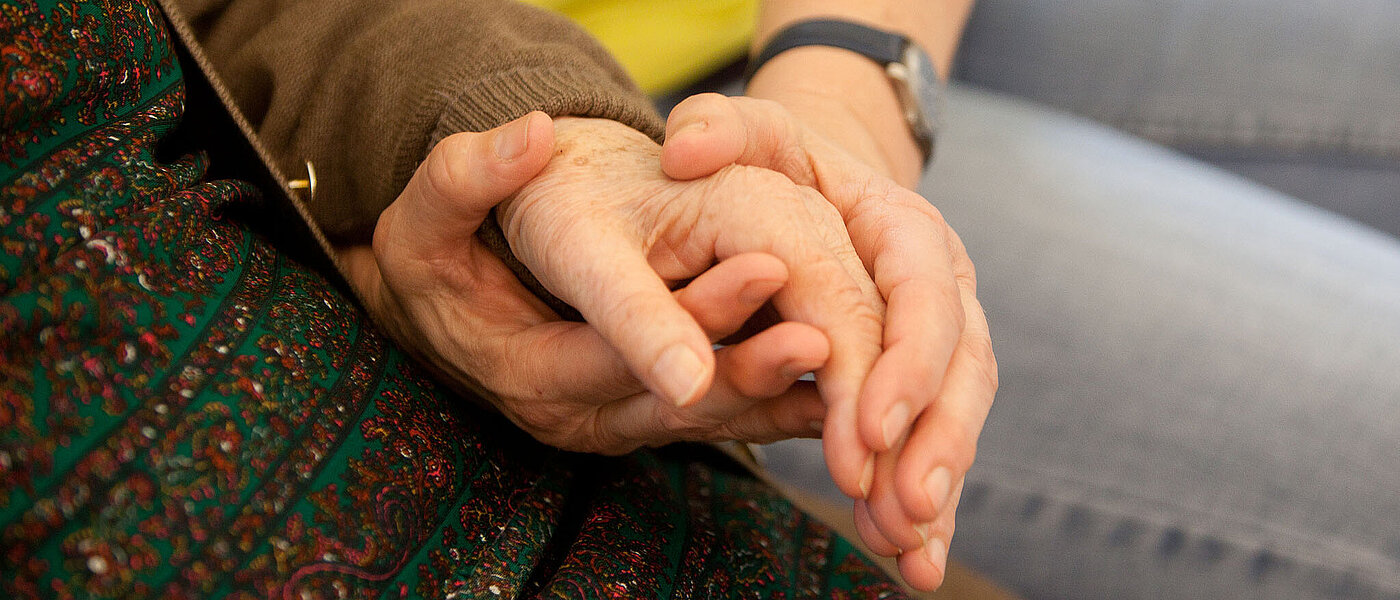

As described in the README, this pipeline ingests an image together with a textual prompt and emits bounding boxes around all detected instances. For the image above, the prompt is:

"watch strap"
[744,19,906,81]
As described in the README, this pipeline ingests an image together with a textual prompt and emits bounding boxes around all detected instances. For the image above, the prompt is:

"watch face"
[900,43,941,158]
[919,51,942,125]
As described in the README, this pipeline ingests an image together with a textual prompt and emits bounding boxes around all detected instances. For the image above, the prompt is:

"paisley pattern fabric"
[0,1,906,598]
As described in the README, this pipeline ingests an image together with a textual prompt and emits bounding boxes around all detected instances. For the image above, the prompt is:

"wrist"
[497,116,589,232]
[499,116,657,226]
[745,46,923,187]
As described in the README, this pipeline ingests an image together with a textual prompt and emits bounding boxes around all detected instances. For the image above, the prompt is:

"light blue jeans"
[754,2,1400,597]
[954,0,1400,239]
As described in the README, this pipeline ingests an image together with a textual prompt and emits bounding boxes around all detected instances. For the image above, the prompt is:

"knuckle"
[462,345,508,390]
[943,289,968,334]
[941,427,980,473]
[928,521,957,544]
[852,294,886,333]
[657,407,715,440]
[955,262,978,295]
[713,421,747,443]
[510,400,574,438]
[826,283,885,339]
[715,163,790,193]
[945,231,979,291]
[370,205,403,262]
[731,420,787,445]
[502,204,593,285]
[580,416,633,456]
[798,186,846,229]
[963,334,1000,395]
[919,201,950,229]
[679,91,728,114]
[888,188,948,226]
[597,285,663,330]
[844,181,900,221]
[428,133,479,195]
[532,410,637,456]
[702,166,800,231]
[728,373,769,401]
[944,222,970,257]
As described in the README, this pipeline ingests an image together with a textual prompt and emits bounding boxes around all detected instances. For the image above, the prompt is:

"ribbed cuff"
[431,65,665,146]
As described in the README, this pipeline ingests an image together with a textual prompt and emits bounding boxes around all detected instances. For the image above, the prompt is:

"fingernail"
[494,114,533,160]
[780,359,814,381]
[808,420,825,435]
[672,119,707,140]
[914,522,932,545]
[924,537,948,572]
[859,454,875,497]
[880,403,909,448]
[653,344,707,406]
[923,466,952,511]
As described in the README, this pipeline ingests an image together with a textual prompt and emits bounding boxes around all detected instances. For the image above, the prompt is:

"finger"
[661,93,815,185]
[768,233,879,499]
[384,112,554,256]
[587,377,823,453]
[486,252,796,408]
[674,252,788,341]
[661,93,745,180]
[754,186,880,499]
[864,444,929,552]
[821,405,873,500]
[852,195,966,452]
[720,384,827,443]
[595,320,829,449]
[853,500,901,557]
[769,248,878,500]
[897,478,963,592]
[692,173,884,499]
[893,291,996,523]
[665,98,899,494]
[715,321,828,399]
[582,384,826,455]
[538,221,720,408]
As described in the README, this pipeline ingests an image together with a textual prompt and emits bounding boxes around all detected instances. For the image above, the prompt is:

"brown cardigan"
[157,0,665,248]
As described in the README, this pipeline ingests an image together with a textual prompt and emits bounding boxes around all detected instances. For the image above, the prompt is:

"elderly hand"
[660,93,997,591]
[492,115,895,447]
[341,113,832,454]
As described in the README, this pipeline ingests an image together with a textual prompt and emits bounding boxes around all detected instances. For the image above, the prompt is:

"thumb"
[660,93,815,186]
[385,111,554,255]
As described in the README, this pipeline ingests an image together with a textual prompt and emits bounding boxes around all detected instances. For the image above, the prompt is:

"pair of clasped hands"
[342,94,996,591]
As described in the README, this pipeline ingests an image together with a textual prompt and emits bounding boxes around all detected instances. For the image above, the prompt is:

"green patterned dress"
[0,1,906,597]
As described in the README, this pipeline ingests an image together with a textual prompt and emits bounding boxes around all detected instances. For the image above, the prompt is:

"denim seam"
[1095,113,1400,159]
[968,459,1400,591]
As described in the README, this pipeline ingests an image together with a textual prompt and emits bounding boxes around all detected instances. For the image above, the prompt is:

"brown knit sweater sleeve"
[171,0,665,243]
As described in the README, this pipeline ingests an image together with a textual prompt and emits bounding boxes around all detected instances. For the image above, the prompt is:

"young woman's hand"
[662,94,997,591]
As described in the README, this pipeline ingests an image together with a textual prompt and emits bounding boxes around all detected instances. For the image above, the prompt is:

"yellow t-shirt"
[521,0,757,96]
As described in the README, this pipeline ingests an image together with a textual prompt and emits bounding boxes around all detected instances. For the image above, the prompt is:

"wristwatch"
[745,19,943,165]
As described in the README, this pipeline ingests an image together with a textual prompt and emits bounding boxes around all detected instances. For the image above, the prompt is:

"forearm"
[745,0,973,187]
